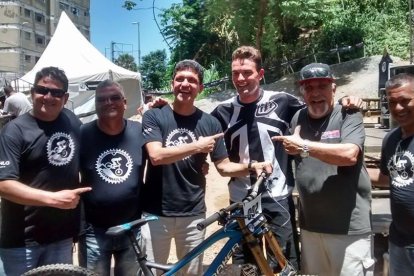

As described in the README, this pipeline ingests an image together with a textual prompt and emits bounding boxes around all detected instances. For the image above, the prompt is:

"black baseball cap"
[299,63,334,84]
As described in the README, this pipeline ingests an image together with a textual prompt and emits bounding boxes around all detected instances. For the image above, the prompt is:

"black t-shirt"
[0,109,81,248]
[142,105,228,216]
[380,128,414,246]
[80,120,145,228]
[211,90,304,202]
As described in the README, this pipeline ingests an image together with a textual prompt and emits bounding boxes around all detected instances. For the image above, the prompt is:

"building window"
[35,13,45,24]
[24,9,31,18]
[35,56,40,63]
[84,9,90,17]
[71,7,78,16]
[25,55,31,62]
[35,35,45,45]
[24,31,31,40]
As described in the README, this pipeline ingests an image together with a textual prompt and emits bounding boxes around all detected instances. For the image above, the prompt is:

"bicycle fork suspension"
[238,220,286,276]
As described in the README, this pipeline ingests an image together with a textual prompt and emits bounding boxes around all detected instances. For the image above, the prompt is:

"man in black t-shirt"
[141,59,271,276]
[0,67,91,275]
[369,73,414,276]
[77,80,145,276]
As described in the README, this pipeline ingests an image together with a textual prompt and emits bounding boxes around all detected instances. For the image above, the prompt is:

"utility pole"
[132,22,141,67]
[111,41,115,62]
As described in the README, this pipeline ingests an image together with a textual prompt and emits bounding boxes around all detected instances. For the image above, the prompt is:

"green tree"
[114,53,138,72]
[160,1,209,63]
[140,50,168,90]
[124,0,411,85]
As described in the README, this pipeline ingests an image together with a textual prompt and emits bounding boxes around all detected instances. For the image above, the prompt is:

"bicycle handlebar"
[196,202,240,231]
[196,171,268,231]
[242,171,267,203]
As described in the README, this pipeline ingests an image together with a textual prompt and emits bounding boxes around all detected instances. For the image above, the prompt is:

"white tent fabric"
[12,11,142,122]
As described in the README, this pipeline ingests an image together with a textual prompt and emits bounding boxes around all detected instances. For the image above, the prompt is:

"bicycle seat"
[106,215,158,236]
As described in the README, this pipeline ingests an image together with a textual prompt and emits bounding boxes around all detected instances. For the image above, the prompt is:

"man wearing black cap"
[273,63,373,275]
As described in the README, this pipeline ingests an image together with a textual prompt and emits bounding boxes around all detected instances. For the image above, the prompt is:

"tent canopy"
[13,11,142,122]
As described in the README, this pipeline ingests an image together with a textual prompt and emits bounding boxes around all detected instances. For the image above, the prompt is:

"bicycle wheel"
[22,263,98,276]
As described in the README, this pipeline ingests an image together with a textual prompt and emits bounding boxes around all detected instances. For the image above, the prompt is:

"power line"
[152,0,173,52]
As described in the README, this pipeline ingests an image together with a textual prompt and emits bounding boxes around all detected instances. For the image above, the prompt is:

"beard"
[307,102,331,118]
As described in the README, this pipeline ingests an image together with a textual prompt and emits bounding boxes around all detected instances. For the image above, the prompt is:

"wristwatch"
[300,140,309,158]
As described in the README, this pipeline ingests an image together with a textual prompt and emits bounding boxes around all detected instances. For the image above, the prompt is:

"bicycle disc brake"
[240,263,259,276]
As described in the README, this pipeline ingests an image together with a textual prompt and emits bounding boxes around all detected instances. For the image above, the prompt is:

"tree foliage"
[140,50,168,90]
[114,53,138,72]
[123,0,411,84]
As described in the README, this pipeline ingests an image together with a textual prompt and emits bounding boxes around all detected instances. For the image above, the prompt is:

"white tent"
[13,11,142,122]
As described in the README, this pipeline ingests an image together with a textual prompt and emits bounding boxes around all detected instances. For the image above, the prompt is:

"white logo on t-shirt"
[255,101,278,117]
[95,149,133,184]
[388,150,414,188]
[165,128,196,160]
[47,132,75,166]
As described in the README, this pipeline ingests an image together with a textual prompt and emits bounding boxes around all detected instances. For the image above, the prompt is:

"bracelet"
[248,160,257,171]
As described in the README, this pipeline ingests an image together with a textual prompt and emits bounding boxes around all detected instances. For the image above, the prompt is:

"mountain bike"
[23,171,296,276]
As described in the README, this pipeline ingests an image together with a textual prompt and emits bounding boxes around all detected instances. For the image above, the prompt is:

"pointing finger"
[74,187,92,194]
[212,133,224,140]
[293,125,301,135]
[271,135,283,142]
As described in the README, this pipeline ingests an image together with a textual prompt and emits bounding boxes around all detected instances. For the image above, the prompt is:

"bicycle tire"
[22,264,99,276]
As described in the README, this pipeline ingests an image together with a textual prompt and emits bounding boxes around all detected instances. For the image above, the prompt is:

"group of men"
[0,45,413,276]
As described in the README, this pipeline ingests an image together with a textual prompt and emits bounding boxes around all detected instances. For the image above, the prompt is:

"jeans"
[78,223,140,276]
[0,238,73,276]
[389,241,414,276]
[232,195,299,272]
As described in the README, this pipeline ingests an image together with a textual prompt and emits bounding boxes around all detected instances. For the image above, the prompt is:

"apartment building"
[0,0,90,80]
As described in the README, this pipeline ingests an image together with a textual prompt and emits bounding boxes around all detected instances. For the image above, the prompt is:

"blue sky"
[90,0,179,63]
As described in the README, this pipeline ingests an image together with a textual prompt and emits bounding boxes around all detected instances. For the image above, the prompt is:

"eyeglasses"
[95,94,124,104]
[33,85,67,98]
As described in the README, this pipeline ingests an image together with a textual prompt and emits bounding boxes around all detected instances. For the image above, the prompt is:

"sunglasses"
[95,94,124,103]
[33,85,67,98]
[301,68,332,80]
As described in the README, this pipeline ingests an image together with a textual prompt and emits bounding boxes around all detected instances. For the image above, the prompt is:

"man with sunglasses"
[77,80,145,276]
[0,66,91,275]
[273,63,373,275]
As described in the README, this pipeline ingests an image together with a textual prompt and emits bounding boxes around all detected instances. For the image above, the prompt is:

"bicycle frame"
[108,172,296,276]
[165,220,242,275]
